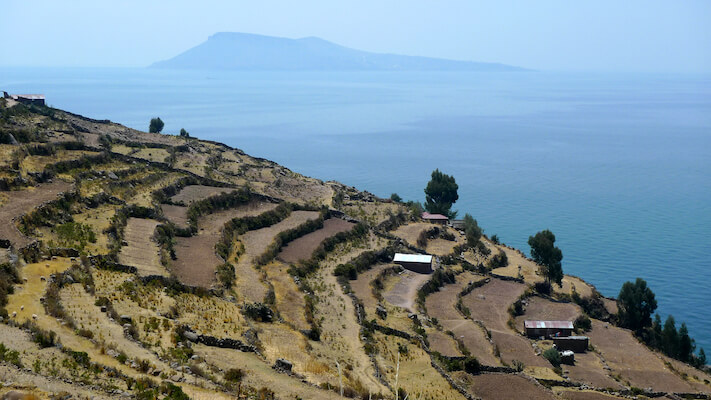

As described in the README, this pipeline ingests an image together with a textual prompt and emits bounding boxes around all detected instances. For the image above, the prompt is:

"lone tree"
[528,229,563,287]
[617,278,657,333]
[424,169,458,218]
[149,117,164,133]
[463,213,482,248]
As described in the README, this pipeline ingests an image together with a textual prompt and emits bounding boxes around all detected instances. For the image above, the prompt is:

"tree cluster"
[528,229,563,287]
[424,169,458,218]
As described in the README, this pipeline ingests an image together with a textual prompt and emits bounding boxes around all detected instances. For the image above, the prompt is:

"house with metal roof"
[3,92,45,106]
[524,320,574,338]
[393,253,433,274]
[553,336,589,353]
[421,212,448,225]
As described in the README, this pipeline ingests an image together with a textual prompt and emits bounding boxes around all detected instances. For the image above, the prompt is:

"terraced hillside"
[0,99,709,399]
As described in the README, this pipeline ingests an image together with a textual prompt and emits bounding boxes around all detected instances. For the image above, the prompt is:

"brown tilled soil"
[173,201,278,288]
[513,296,582,334]
[461,278,527,332]
[161,204,189,228]
[0,180,72,248]
[461,278,551,367]
[277,218,355,263]
[424,272,500,365]
[558,389,628,400]
[234,210,320,303]
[169,185,238,204]
[118,218,168,277]
[453,372,556,400]
[563,352,624,389]
[428,330,463,357]
[586,319,698,393]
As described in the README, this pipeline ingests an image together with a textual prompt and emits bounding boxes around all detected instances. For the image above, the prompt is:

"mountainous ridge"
[151,32,525,71]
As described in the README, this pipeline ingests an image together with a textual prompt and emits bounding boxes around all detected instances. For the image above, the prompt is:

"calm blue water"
[2,68,710,352]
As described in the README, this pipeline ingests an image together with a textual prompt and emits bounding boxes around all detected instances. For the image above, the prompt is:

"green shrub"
[216,263,235,288]
[574,314,592,332]
[225,368,245,382]
[242,303,274,322]
[543,347,561,367]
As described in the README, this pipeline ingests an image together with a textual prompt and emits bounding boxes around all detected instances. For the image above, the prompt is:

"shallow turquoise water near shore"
[2,68,709,353]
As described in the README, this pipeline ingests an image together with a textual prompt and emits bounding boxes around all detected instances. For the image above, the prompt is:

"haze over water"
[2,67,709,352]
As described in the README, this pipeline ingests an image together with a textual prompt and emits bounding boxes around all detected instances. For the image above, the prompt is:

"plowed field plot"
[557,389,627,400]
[0,180,72,248]
[513,296,581,334]
[161,204,189,228]
[427,330,462,357]
[586,319,699,393]
[453,372,556,400]
[461,279,551,367]
[169,185,238,204]
[173,201,278,288]
[424,272,500,365]
[277,218,355,263]
[563,352,623,389]
[234,210,319,303]
[382,268,431,311]
[461,278,527,332]
[118,218,168,277]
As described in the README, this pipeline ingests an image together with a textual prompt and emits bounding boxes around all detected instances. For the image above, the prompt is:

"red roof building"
[421,212,448,224]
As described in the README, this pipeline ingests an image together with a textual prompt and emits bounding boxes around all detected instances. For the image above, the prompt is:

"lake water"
[2,67,710,353]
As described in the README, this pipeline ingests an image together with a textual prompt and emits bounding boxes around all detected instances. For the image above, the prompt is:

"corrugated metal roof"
[421,212,448,220]
[393,253,433,264]
[554,336,589,340]
[524,320,574,330]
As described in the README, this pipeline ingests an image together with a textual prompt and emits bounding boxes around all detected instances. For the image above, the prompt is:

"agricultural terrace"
[277,218,355,263]
[0,180,72,248]
[461,278,551,368]
[170,185,239,204]
[586,319,704,393]
[161,204,189,228]
[424,272,500,366]
[453,372,556,400]
[118,217,168,277]
[513,296,581,334]
[173,200,278,287]
[233,210,319,303]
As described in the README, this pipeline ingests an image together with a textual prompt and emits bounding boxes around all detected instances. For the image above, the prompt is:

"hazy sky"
[2,0,710,72]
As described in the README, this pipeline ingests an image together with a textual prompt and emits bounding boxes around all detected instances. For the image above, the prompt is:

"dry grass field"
[374,332,467,400]
[391,221,438,248]
[118,217,168,277]
[563,352,624,389]
[0,180,72,248]
[350,263,390,316]
[341,201,402,226]
[20,150,99,175]
[277,218,355,263]
[263,260,309,330]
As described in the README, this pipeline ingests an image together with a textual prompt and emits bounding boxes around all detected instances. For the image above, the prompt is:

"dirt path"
[382,268,431,311]
[0,180,72,248]
[118,217,168,277]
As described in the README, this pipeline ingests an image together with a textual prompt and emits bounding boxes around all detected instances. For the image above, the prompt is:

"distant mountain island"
[151,32,524,71]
